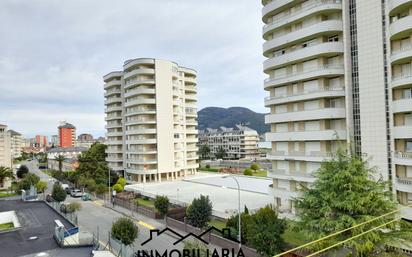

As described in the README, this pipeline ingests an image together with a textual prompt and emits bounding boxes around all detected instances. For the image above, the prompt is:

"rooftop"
[0,200,91,257]
[47,147,88,153]
[58,122,76,129]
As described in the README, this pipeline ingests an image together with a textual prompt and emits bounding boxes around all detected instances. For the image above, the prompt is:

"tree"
[186,195,213,229]
[16,165,29,179]
[183,240,208,257]
[294,148,412,256]
[55,155,66,172]
[111,217,138,246]
[96,184,108,196]
[199,145,211,160]
[215,146,226,160]
[67,202,82,213]
[77,142,117,185]
[226,206,252,244]
[243,168,253,176]
[154,195,169,217]
[0,166,14,187]
[112,183,123,193]
[246,205,286,256]
[36,181,47,193]
[52,184,67,202]
[23,173,40,186]
[250,163,260,171]
[116,177,126,188]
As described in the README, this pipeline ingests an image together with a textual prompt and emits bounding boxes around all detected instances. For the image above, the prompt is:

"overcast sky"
[0,0,266,138]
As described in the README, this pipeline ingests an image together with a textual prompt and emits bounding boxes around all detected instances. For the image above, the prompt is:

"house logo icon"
[141,226,240,246]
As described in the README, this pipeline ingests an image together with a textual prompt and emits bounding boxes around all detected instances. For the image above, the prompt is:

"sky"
[0,0,266,138]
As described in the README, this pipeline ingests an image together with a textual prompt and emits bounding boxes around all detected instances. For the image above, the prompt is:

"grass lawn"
[0,222,14,230]
[281,222,310,246]
[252,170,267,177]
[0,192,18,198]
[41,169,53,176]
[135,198,155,208]
[208,219,227,230]
[198,167,219,172]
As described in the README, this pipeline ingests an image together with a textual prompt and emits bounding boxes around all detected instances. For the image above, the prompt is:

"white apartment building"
[262,0,412,213]
[104,58,199,183]
[199,125,260,160]
[0,124,12,168]
[8,130,24,159]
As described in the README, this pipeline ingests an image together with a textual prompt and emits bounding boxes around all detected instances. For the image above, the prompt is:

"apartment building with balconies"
[262,0,412,214]
[199,125,260,160]
[8,130,24,159]
[104,58,199,183]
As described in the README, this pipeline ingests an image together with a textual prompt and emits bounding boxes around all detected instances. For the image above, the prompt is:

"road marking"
[137,220,156,230]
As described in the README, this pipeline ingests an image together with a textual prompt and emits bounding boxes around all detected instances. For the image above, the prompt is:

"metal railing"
[265,64,344,83]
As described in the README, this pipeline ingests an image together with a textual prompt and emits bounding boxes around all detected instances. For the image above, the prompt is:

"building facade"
[262,0,412,213]
[47,147,87,172]
[8,130,24,159]
[58,121,76,148]
[0,124,12,169]
[199,125,260,160]
[34,135,48,147]
[104,58,199,183]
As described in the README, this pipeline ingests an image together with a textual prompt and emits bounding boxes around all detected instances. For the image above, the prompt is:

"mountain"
[197,107,269,135]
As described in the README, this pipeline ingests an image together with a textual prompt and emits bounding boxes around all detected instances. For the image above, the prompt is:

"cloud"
[0,0,266,138]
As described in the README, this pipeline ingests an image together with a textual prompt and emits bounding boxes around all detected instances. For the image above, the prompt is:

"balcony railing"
[392,45,412,55]
[264,0,342,29]
[270,151,333,157]
[265,64,344,83]
[392,71,412,81]
[397,178,412,185]
[394,152,412,159]
[265,86,344,101]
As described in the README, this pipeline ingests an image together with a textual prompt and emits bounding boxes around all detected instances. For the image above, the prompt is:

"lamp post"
[222,175,241,249]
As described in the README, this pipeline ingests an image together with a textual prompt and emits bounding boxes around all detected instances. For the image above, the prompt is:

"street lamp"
[221,175,241,249]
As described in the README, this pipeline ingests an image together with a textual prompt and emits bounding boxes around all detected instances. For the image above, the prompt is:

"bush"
[243,168,253,176]
[16,165,29,179]
[111,218,138,246]
[143,196,150,201]
[112,183,123,193]
[67,202,82,213]
[186,195,213,229]
[183,240,208,257]
[154,195,169,216]
[250,163,260,171]
[205,164,210,169]
[52,184,67,202]
[36,181,47,193]
[117,177,126,187]
[95,184,107,196]
[23,173,40,186]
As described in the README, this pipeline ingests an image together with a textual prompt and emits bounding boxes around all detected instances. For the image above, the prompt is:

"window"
[406,141,412,152]
[328,35,339,42]
[403,88,412,99]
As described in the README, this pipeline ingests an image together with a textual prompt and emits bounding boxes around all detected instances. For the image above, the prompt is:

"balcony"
[106,157,123,163]
[264,42,344,70]
[105,115,122,121]
[265,87,345,106]
[104,89,121,97]
[268,184,299,199]
[124,98,156,107]
[124,79,155,90]
[186,129,198,134]
[265,107,346,123]
[123,68,155,80]
[392,97,412,113]
[266,129,346,141]
[124,88,155,98]
[393,152,412,166]
[264,65,344,88]
[392,71,412,88]
[104,97,122,105]
[125,129,157,135]
[125,168,158,175]
[391,46,412,64]
[185,85,197,93]
[126,138,157,145]
[125,119,156,126]
[126,149,157,154]
[127,159,157,165]
[267,151,333,162]
[105,123,122,129]
[103,71,123,82]
[104,80,122,90]
[106,140,123,145]
[125,109,156,116]
[263,0,342,37]
[268,169,316,183]
[396,178,412,193]
[390,16,412,40]
[184,76,197,84]
[186,138,198,143]
[123,58,154,70]
[263,20,343,54]
[105,106,122,113]
[262,0,294,21]
[106,131,123,137]
[392,126,412,139]
[390,0,412,15]
[185,94,197,101]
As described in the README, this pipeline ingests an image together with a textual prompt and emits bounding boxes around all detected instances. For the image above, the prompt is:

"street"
[25,160,190,253]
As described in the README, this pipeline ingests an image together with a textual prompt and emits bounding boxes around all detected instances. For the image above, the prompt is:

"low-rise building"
[199,125,259,160]
[47,147,87,172]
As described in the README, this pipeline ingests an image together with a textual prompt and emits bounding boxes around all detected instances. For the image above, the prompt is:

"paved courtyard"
[125,172,274,218]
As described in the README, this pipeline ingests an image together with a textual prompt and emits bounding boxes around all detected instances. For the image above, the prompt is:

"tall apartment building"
[34,135,48,147]
[8,130,24,159]
[104,58,199,183]
[262,0,412,213]
[58,121,76,148]
[199,125,260,160]
[0,124,12,168]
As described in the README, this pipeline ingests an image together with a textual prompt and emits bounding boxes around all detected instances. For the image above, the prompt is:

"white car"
[70,189,83,198]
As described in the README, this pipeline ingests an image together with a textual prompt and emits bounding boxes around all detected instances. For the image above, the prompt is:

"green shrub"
[250,163,260,171]
[205,164,210,169]
[112,183,123,193]
[186,195,213,229]
[52,184,67,202]
[117,177,127,187]
[111,218,138,246]
[243,168,253,176]
[143,196,150,201]
[154,195,169,216]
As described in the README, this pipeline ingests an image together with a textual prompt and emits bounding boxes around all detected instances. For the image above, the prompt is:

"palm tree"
[55,155,66,172]
[0,166,14,188]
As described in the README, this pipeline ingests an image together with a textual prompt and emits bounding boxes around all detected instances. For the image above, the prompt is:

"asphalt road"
[25,160,186,253]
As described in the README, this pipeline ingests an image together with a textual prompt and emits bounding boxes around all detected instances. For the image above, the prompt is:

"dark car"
[38,165,47,169]
[65,187,74,194]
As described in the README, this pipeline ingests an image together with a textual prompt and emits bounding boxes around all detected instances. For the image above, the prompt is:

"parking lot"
[125,172,274,218]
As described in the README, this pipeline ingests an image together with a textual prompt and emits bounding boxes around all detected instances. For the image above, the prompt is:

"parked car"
[46,193,53,202]
[70,189,83,198]
[65,187,74,194]
[38,165,47,169]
